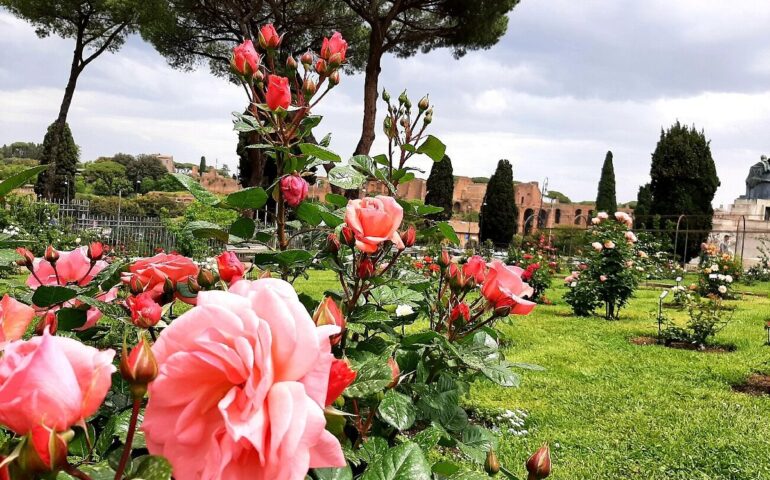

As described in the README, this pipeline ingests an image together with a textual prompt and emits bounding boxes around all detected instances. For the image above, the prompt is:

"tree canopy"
[479,159,517,247]
[424,154,454,221]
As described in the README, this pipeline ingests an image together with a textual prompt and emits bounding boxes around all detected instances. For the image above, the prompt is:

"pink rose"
[143,279,345,479]
[26,247,117,329]
[258,24,283,49]
[266,75,291,111]
[480,260,536,315]
[127,292,162,328]
[125,253,199,300]
[0,331,115,434]
[321,32,348,66]
[600,275,608,282]
[280,174,309,207]
[232,39,261,77]
[463,255,487,284]
[604,241,616,249]
[0,294,35,344]
[625,231,637,243]
[344,196,404,253]
[217,251,246,284]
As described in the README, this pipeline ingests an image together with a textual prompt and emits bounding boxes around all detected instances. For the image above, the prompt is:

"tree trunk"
[56,45,83,128]
[353,33,383,156]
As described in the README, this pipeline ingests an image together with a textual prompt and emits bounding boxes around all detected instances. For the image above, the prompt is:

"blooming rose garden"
[1,26,770,480]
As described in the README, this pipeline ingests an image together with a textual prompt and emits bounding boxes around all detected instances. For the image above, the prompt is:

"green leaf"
[480,363,520,387]
[312,467,353,480]
[230,217,256,239]
[185,221,229,243]
[0,165,47,197]
[295,202,323,226]
[131,455,172,480]
[437,222,460,245]
[358,437,389,465]
[319,211,344,228]
[299,143,341,162]
[328,165,366,190]
[253,249,314,268]
[416,204,444,216]
[346,357,393,398]
[432,461,460,476]
[170,173,220,206]
[32,285,78,307]
[325,193,348,208]
[378,390,416,431]
[225,187,268,210]
[416,135,447,162]
[91,260,130,292]
[437,405,469,432]
[76,296,128,319]
[115,409,146,449]
[360,442,432,480]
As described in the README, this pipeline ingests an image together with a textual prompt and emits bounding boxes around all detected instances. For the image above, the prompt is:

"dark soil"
[630,336,659,346]
[733,374,770,396]
[629,336,735,353]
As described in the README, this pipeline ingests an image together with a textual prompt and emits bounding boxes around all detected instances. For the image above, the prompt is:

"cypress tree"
[479,159,517,247]
[633,183,652,229]
[595,150,617,213]
[424,155,454,221]
[199,156,207,174]
[649,121,720,261]
[34,122,78,200]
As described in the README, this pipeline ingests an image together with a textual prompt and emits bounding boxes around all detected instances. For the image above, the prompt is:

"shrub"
[661,294,731,347]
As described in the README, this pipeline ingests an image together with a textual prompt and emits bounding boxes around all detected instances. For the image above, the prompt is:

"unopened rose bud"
[400,116,409,128]
[254,70,265,84]
[485,449,500,476]
[451,302,471,323]
[400,225,416,248]
[20,426,71,475]
[197,268,218,288]
[438,249,451,269]
[326,233,341,254]
[387,357,400,389]
[163,276,175,295]
[418,95,429,111]
[329,70,340,86]
[398,90,408,105]
[35,311,57,336]
[120,336,159,399]
[128,275,145,295]
[15,247,34,269]
[186,275,201,294]
[300,50,314,66]
[526,444,551,480]
[127,292,162,329]
[315,58,327,75]
[303,77,317,97]
[340,226,355,247]
[286,55,298,70]
[382,89,391,102]
[357,257,374,280]
[44,245,59,264]
[383,116,395,138]
[87,241,104,261]
[447,264,465,291]
[258,23,282,50]
[313,297,346,345]
[494,304,512,318]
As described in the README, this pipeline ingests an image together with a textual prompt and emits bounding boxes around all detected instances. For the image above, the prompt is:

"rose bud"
[400,225,416,248]
[19,425,71,475]
[185,275,201,294]
[300,50,313,66]
[258,23,282,49]
[87,241,104,261]
[231,39,261,77]
[526,444,552,480]
[451,302,471,323]
[163,276,176,295]
[313,297,346,345]
[266,75,291,111]
[340,225,355,246]
[325,358,357,406]
[494,304,512,318]
[315,58,328,75]
[217,251,245,284]
[418,95,429,111]
[387,357,400,389]
[286,55,298,71]
[120,336,159,399]
[357,257,374,280]
[127,292,162,328]
[484,449,500,476]
[279,174,309,207]
[438,249,451,269]
[326,233,341,254]
[320,31,348,67]
[15,247,35,268]
[303,77,317,97]
[398,90,409,106]
[382,89,391,102]
[35,311,57,336]
[328,70,340,86]
[44,245,59,264]
[254,69,265,84]
[197,268,218,289]
[447,264,465,291]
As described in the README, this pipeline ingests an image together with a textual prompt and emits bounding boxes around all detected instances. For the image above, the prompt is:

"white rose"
[718,285,727,294]
[711,264,719,272]
[570,282,578,287]
[709,274,717,279]
[725,275,733,283]
[395,304,414,317]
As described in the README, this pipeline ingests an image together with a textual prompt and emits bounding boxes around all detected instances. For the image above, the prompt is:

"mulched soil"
[629,336,735,353]
[733,374,770,396]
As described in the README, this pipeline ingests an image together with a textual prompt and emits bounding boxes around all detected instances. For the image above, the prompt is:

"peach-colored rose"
[26,247,117,329]
[143,279,345,480]
[480,260,536,315]
[125,253,199,300]
[463,255,487,284]
[0,331,115,434]
[0,294,35,344]
[344,196,404,253]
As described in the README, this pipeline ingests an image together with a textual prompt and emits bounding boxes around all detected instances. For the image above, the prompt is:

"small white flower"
[717,274,725,281]
[725,275,733,283]
[570,282,577,287]
[711,264,719,272]
[718,285,728,294]
[709,274,717,279]
[395,304,414,317]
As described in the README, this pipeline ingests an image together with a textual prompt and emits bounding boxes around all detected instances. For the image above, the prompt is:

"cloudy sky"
[2,0,770,206]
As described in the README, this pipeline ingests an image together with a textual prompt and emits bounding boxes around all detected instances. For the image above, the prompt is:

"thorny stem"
[113,398,141,480]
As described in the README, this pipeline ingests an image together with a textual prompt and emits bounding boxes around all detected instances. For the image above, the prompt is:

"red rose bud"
[266,75,291,111]
[120,336,159,399]
[328,70,340,86]
[19,425,71,475]
[186,275,201,294]
[340,225,355,246]
[439,249,451,268]
[286,55,298,71]
[485,449,501,476]
[44,245,59,264]
[325,358,357,406]
[303,77,317,97]
[15,247,34,268]
[387,357,400,389]
[231,39,261,77]
[447,263,465,291]
[280,174,309,207]
[313,297,346,345]
[86,241,104,261]
[163,276,176,295]
[526,444,552,480]
[127,275,144,295]
[451,302,471,323]
[300,50,314,66]
[315,58,328,75]
[35,311,57,336]
[217,251,245,284]
[400,225,416,248]
[357,257,374,280]
[326,233,341,254]
[258,23,282,49]
[321,31,348,66]
[127,292,162,328]
[197,268,218,288]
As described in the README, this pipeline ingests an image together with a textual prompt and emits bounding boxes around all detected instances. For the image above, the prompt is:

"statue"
[746,155,770,199]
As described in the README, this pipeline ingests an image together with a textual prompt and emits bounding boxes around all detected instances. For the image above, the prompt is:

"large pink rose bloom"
[26,247,117,329]
[0,331,115,434]
[125,253,200,300]
[481,260,537,315]
[344,196,404,253]
[0,294,35,344]
[143,278,345,480]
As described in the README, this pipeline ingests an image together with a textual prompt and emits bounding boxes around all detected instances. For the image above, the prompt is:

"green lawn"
[297,272,770,479]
